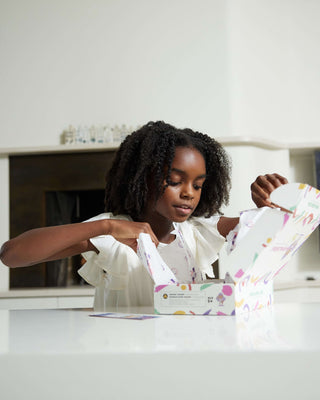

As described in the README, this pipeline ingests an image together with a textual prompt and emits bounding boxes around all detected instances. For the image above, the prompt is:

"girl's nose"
[181,184,194,199]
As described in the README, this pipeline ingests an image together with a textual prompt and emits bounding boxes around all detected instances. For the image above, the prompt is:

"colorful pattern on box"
[154,282,237,316]
[146,183,320,315]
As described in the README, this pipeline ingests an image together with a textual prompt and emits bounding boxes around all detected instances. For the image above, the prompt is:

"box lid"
[224,183,320,284]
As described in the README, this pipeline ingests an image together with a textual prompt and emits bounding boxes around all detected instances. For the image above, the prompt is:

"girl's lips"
[173,205,193,216]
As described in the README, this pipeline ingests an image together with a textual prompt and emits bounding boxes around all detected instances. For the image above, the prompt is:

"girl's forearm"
[0,218,158,268]
[0,220,109,268]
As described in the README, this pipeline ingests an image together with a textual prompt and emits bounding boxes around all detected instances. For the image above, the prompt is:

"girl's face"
[152,146,206,223]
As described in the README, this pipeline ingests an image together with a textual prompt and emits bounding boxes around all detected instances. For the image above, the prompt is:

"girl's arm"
[0,219,158,268]
[217,217,240,238]
[217,173,289,237]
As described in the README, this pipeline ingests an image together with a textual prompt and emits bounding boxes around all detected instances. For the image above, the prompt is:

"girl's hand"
[251,173,288,208]
[106,220,159,252]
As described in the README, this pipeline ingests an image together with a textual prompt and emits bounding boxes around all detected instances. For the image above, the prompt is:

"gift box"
[138,183,320,315]
[153,278,273,316]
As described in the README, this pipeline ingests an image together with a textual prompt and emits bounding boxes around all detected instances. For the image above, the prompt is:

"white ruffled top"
[78,213,225,311]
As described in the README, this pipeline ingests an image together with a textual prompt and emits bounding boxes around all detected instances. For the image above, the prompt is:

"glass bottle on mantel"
[90,125,97,143]
[95,125,104,143]
[75,126,86,144]
[112,125,121,143]
[103,124,113,143]
[63,125,76,144]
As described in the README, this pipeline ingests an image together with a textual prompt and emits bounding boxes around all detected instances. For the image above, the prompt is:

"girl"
[0,121,287,310]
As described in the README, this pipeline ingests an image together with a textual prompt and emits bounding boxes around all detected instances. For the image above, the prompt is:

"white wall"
[1,0,320,147]
[226,0,320,142]
[0,0,230,147]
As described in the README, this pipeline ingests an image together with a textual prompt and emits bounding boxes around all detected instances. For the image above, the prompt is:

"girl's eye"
[167,180,181,187]
[194,185,203,190]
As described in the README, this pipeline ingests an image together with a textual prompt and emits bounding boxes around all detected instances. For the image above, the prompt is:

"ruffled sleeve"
[77,213,138,290]
[179,216,226,278]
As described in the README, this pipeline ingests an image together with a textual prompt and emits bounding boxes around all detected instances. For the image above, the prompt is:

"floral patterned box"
[154,279,273,316]
[140,183,320,316]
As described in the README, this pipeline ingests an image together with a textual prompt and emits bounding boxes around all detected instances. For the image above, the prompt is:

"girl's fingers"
[133,222,159,247]
[263,173,288,189]
[117,238,139,252]
[108,220,159,248]
[251,173,288,208]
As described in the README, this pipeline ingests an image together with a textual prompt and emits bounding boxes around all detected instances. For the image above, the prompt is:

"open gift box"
[138,183,320,315]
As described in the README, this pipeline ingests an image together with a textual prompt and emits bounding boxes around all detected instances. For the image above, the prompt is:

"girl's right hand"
[106,220,159,251]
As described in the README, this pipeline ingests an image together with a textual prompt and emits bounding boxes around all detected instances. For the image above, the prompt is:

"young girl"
[0,121,287,310]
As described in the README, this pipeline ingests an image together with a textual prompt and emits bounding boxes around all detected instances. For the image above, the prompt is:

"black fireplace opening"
[45,189,105,287]
[9,150,116,289]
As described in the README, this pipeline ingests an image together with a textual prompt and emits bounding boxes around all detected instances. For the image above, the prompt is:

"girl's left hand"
[251,173,288,208]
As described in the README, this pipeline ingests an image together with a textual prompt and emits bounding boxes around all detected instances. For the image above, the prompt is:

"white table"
[1,303,320,400]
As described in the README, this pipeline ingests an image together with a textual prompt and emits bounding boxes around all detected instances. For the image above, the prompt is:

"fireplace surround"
[9,150,116,288]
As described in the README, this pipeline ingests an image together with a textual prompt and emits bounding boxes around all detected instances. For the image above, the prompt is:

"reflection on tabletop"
[1,303,319,354]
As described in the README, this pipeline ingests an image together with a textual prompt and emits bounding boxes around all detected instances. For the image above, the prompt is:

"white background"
[1,0,320,147]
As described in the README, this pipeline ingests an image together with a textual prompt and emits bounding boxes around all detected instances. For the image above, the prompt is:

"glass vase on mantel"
[61,124,138,145]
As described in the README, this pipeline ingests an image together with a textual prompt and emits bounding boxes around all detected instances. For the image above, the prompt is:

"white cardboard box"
[139,183,320,315]
[154,279,273,316]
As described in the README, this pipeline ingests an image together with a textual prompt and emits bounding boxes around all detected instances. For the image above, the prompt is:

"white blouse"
[78,213,225,311]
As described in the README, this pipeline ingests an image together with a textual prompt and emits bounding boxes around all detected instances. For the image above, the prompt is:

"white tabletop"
[1,303,320,400]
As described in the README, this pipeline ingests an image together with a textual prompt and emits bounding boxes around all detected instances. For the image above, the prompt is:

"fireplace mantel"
[0,136,320,156]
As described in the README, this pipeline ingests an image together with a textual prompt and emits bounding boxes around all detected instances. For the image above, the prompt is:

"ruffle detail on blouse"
[78,213,140,291]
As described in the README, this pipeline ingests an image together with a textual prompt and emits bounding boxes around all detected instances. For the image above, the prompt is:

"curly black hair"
[104,121,231,220]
